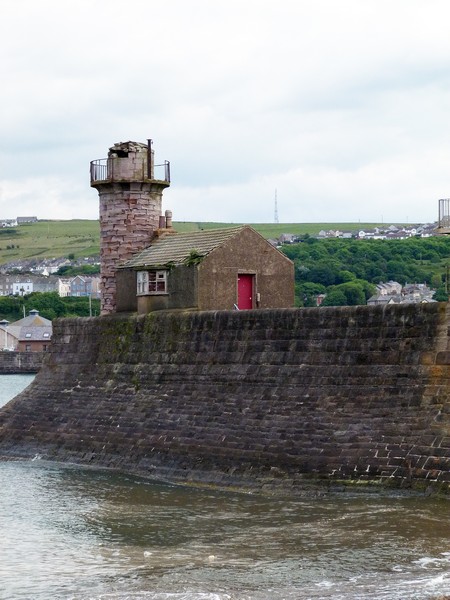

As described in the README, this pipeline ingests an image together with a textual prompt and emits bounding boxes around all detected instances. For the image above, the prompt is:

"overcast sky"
[1,0,450,225]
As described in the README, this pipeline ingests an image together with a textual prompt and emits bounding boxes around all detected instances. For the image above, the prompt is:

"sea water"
[0,375,449,600]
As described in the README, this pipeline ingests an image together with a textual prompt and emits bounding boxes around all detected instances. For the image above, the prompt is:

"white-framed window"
[137,270,168,295]
[148,271,167,293]
[137,271,148,295]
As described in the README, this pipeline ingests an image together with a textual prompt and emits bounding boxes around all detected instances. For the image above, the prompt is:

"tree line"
[0,292,101,321]
[281,235,450,306]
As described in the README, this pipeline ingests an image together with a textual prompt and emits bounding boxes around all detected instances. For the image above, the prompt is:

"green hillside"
[0,219,396,265]
[0,220,100,264]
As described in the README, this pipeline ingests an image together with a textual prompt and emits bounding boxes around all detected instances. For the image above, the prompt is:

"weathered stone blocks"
[0,351,44,373]
[1,303,450,493]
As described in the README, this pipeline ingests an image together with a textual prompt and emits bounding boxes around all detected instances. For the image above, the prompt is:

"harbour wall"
[0,351,44,374]
[1,304,450,493]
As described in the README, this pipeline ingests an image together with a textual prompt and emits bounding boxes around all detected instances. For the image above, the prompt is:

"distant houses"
[270,222,437,248]
[16,216,38,224]
[0,255,100,275]
[0,216,38,227]
[315,223,436,241]
[367,281,436,305]
[0,274,101,299]
[69,274,101,298]
[304,281,437,308]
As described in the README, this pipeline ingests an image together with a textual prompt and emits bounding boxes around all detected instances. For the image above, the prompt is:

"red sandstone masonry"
[92,142,170,314]
[0,304,450,493]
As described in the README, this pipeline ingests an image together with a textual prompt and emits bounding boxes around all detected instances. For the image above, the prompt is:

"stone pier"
[1,304,450,494]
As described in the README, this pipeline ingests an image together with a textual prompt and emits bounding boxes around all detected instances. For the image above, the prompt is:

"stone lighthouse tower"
[90,139,170,314]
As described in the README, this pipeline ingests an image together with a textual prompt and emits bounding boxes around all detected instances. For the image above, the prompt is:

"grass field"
[0,220,100,265]
[0,220,397,265]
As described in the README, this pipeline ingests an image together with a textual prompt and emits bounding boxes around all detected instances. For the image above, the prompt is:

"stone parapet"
[0,351,45,374]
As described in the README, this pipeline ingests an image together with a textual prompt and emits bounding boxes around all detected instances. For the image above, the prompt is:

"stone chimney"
[90,139,170,314]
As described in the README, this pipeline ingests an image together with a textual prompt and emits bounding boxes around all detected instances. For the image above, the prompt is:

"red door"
[237,274,253,310]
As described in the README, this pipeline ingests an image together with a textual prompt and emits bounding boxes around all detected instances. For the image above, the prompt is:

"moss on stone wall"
[1,304,450,495]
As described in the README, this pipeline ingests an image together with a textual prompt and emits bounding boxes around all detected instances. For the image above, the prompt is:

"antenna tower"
[274,189,279,223]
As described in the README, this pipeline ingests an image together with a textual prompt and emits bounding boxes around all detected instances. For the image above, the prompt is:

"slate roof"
[121,227,246,269]
[7,325,52,342]
[9,309,52,328]
[5,309,52,343]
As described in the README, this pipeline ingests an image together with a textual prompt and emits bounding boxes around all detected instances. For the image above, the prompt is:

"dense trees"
[282,236,450,306]
[57,264,100,276]
[0,292,101,321]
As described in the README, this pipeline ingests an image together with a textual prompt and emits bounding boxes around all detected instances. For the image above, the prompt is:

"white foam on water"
[415,556,437,568]
[424,573,450,587]
[315,580,335,588]
[92,594,231,600]
[414,553,450,569]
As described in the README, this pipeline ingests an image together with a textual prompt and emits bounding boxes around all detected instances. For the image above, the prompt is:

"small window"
[25,344,31,352]
[137,270,167,295]
[25,333,32,338]
[148,271,167,293]
[43,332,50,338]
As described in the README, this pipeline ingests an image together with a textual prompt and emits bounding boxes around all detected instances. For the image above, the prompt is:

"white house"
[12,281,33,295]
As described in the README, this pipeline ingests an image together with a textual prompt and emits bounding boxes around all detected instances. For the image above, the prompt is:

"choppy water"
[0,375,450,600]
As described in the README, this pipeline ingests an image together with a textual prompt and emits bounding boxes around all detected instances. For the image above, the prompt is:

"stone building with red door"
[116,225,294,314]
[91,139,294,314]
